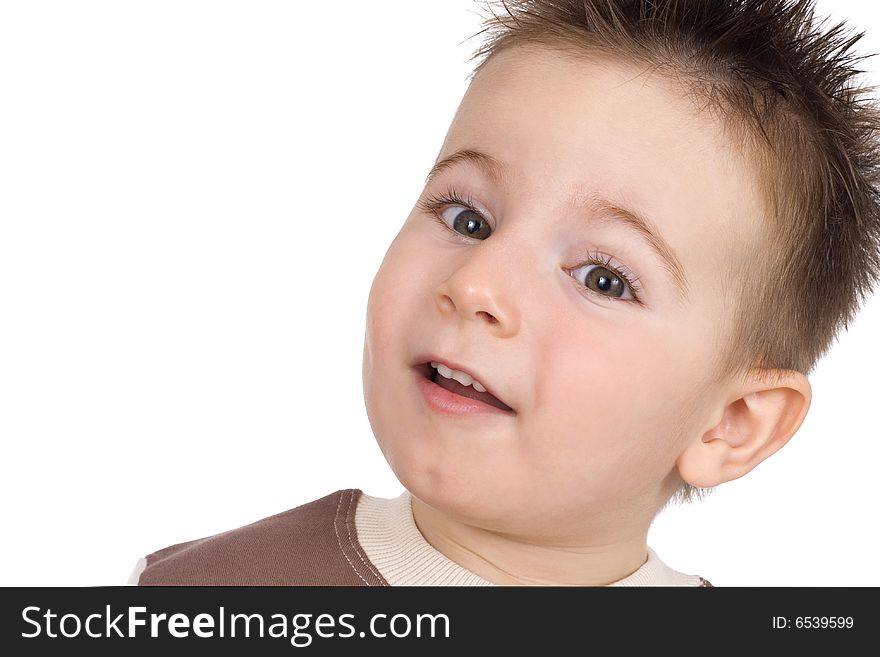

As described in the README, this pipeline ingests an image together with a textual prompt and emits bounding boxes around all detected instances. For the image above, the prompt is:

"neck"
[409,496,651,586]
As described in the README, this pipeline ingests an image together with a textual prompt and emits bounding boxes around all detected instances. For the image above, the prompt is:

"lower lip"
[414,367,515,417]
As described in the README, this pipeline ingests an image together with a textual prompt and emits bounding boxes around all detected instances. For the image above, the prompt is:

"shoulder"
[136,488,387,586]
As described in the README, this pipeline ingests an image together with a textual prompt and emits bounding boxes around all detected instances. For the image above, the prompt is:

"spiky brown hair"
[464,0,880,502]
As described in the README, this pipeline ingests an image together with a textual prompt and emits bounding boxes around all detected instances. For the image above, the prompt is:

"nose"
[434,248,521,338]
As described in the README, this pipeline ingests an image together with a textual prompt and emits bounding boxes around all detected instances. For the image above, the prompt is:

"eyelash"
[417,187,644,305]
[417,186,480,228]
[571,248,643,304]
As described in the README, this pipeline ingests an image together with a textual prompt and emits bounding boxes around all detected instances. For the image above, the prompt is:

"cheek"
[362,225,435,427]
[365,232,422,353]
[529,313,702,485]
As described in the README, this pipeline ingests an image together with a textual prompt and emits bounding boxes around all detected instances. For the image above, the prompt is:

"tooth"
[431,362,490,392]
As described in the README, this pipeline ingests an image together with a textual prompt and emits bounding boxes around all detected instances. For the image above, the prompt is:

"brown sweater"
[133,488,711,586]
[137,489,385,585]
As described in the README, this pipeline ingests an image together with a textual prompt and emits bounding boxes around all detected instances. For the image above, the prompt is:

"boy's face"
[362,44,765,541]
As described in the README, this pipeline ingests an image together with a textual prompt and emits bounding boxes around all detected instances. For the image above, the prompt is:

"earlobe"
[677,369,812,488]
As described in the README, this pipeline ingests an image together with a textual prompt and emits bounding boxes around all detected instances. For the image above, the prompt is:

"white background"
[1,0,877,587]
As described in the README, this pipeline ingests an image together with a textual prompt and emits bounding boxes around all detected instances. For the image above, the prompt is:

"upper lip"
[412,353,516,413]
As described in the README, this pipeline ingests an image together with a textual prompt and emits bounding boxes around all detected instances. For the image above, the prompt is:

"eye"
[438,206,492,240]
[569,252,641,303]
[573,264,629,299]
[416,187,493,240]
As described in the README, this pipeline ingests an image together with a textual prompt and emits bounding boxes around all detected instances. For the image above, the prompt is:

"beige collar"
[355,489,704,586]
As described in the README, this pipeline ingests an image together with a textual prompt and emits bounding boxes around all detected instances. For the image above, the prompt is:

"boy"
[131,0,880,586]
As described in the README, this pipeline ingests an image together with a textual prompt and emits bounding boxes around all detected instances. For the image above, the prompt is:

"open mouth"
[414,362,515,413]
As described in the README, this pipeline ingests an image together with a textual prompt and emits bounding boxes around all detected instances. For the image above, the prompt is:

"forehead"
[439,44,766,310]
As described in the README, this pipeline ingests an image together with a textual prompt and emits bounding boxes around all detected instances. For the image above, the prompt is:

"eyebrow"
[426,148,691,304]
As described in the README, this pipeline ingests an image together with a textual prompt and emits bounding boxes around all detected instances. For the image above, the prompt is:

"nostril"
[437,294,456,313]
[477,311,498,324]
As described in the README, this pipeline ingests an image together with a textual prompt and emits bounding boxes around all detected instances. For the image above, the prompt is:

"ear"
[676,369,812,488]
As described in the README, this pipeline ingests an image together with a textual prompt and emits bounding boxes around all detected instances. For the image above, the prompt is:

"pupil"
[467,218,481,234]
[598,275,611,291]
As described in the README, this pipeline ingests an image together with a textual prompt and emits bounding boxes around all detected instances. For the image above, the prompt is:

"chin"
[399,466,506,525]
